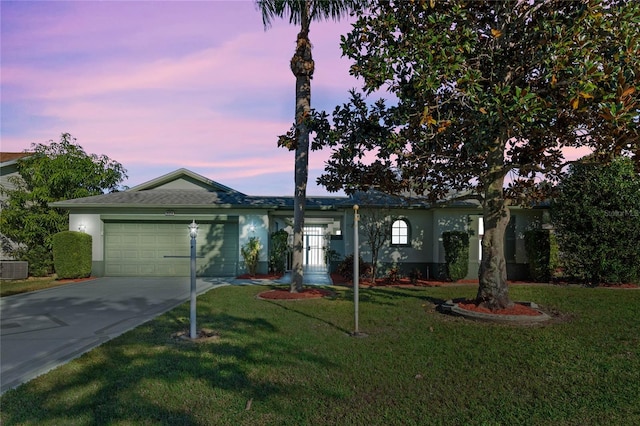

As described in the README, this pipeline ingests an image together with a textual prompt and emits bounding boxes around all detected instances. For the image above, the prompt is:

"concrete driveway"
[0,276,230,394]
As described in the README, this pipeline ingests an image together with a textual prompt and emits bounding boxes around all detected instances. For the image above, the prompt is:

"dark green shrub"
[269,230,289,274]
[442,231,469,282]
[552,157,640,285]
[52,231,92,279]
[16,245,54,277]
[524,229,559,282]
[409,268,423,284]
[337,254,371,281]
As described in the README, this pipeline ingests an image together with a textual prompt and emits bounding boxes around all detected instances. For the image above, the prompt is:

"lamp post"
[353,205,360,336]
[188,220,199,339]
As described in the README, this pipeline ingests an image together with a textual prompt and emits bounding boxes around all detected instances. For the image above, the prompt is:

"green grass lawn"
[1,284,639,425]
[0,276,76,297]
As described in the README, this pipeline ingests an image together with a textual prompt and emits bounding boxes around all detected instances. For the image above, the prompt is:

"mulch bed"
[330,273,475,287]
[257,288,333,300]
[456,300,543,316]
[600,283,639,289]
[56,276,97,284]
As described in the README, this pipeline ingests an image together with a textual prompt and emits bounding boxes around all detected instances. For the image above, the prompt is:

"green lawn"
[0,276,74,297]
[1,284,639,425]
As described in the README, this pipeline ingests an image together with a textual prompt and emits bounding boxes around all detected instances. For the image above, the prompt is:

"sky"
[1,0,361,196]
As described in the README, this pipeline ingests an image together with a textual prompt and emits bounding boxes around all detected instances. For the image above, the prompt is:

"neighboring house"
[0,152,32,260]
[50,168,547,280]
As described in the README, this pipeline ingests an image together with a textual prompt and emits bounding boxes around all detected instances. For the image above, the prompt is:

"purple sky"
[1,0,360,196]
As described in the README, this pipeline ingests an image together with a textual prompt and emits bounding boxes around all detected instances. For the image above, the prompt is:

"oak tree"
[314,0,639,309]
[0,133,127,275]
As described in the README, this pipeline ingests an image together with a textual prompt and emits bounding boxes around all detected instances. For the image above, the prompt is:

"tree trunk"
[290,3,313,293]
[476,142,513,310]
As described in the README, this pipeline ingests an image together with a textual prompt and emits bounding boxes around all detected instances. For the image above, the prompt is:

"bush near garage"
[52,231,92,279]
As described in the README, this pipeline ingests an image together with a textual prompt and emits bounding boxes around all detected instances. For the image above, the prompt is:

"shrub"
[16,245,54,277]
[385,263,402,283]
[552,157,640,285]
[269,230,289,274]
[409,268,423,284]
[241,237,262,276]
[52,231,92,279]
[337,254,371,281]
[442,231,469,282]
[524,229,559,282]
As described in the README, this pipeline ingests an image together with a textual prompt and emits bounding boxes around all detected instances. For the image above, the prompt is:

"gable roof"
[50,168,348,210]
[128,168,245,195]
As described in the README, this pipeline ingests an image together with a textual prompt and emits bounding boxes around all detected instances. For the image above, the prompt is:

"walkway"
[275,265,333,286]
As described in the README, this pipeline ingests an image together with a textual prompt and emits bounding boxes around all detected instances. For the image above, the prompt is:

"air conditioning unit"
[0,261,29,280]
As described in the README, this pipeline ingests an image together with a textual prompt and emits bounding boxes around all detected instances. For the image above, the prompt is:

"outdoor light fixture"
[78,224,86,233]
[188,220,199,238]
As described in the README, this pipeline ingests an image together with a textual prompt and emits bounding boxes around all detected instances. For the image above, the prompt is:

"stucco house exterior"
[51,168,546,281]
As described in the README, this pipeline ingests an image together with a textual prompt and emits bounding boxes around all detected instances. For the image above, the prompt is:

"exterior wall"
[239,213,269,274]
[68,208,259,277]
[64,201,546,280]
[345,205,546,281]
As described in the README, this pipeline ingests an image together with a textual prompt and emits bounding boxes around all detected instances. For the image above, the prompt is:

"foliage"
[524,229,559,283]
[442,231,470,282]
[313,0,640,308]
[384,263,402,283]
[52,231,92,279]
[257,0,364,292]
[409,267,423,284]
[2,285,639,424]
[0,276,73,298]
[552,157,640,285]
[336,254,371,281]
[358,203,391,281]
[241,237,262,276]
[12,246,52,277]
[268,230,290,274]
[324,248,341,272]
[0,133,127,276]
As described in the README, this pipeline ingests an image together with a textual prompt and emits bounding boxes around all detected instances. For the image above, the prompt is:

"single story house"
[51,168,547,280]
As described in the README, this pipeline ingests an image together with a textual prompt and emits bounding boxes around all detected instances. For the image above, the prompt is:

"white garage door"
[104,222,238,277]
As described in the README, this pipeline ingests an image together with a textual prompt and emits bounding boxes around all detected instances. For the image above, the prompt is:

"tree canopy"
[0,133,127,275]
[314,0,639,308]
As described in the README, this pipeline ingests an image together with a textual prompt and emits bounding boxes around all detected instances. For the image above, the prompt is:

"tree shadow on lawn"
[262,299,352,335]
[339,285,450,308]
[1,310,339,425]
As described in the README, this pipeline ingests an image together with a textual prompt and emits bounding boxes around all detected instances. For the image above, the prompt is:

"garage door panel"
[105,222,238,277]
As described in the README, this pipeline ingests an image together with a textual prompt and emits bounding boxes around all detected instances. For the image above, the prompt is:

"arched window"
[391,219,409,245]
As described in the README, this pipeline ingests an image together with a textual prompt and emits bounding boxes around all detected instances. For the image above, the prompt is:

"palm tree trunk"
[290,2,313,292]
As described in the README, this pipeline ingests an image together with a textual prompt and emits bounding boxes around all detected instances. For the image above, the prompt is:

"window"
[391,219,409,245]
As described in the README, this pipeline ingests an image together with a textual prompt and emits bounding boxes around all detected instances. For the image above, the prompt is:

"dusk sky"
[1,0,361,196]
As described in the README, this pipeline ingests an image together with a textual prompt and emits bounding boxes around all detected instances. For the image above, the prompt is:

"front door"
[303,226,325,267]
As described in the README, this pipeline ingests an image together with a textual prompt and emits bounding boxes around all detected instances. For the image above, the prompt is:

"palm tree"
[257,0,363,292]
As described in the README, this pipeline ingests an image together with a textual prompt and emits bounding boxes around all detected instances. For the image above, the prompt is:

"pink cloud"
[1,1,360,195]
